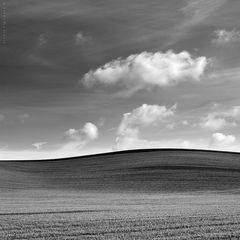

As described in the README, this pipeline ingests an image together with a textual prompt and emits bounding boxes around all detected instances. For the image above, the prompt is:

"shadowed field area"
[1,149,240,239]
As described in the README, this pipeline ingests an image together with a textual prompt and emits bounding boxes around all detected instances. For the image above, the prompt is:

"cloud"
[200,106,240,131]
[0,145,108,160]
[75,32,91,45]
[211,132,236,146]
[182,0,226,24]
[115,138,190,151]
[166,0,226,46]
[0,123,100,160]
[114,103,240,152]
[82,50,209,96]
[200,115,230,131]
[82,122,99,140]
[64,122,98,148]
[32,142,47,150]
[25,32,55,67]
[115,104,176,150]
[115,136,208,152]
[212,29,240,45]
[209,67,240,81]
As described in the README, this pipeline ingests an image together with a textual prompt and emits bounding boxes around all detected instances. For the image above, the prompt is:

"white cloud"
[75,32,91,45]
[26,32,54,67]
[0,145,109,160]
[0,123,100,160]
[209,67,240,82]
[82,50,209,96]
[200,115,229,131]
[82,122,99,140]
[212,29,240,45]
[115,136,208,152]
[116,104,176,150]
[228,106,240,118]
[32,142,47,150]
[200,106,240,131]
[65,122,98,147]
[118,104,176,136]
[114,104,240,152]
[166,0,226,46]
[211,132,236,146]
[182,0,226,24]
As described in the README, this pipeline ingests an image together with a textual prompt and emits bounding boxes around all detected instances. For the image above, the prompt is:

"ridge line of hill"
[2,148,240,162]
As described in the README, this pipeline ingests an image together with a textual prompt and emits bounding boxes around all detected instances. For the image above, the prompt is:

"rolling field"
[1,149,240,239]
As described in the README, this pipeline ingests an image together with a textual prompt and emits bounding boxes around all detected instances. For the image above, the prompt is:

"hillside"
[2,149,240,239]
[1,149,240,193]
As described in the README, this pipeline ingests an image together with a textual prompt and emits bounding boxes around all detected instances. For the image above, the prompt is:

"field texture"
[1,149,240,239]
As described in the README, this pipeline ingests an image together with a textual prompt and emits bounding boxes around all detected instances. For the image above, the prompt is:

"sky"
[1,0,240,159]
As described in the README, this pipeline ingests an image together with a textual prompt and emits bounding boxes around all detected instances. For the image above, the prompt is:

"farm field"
[1,149,240,239]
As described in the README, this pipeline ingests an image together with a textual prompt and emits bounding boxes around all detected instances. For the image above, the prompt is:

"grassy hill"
[1,149,240,193]
[1,149,240,239]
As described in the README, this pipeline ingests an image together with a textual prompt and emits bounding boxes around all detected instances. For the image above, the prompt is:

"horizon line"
[1,148,240,162]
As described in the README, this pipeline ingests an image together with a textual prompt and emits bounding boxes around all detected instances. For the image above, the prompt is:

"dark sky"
[1,0,240,159]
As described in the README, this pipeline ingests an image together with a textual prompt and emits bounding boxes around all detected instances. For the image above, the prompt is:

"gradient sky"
[1,0,240,159]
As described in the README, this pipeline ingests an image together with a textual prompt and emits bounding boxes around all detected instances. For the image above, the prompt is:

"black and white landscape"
[1,0,240,239]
